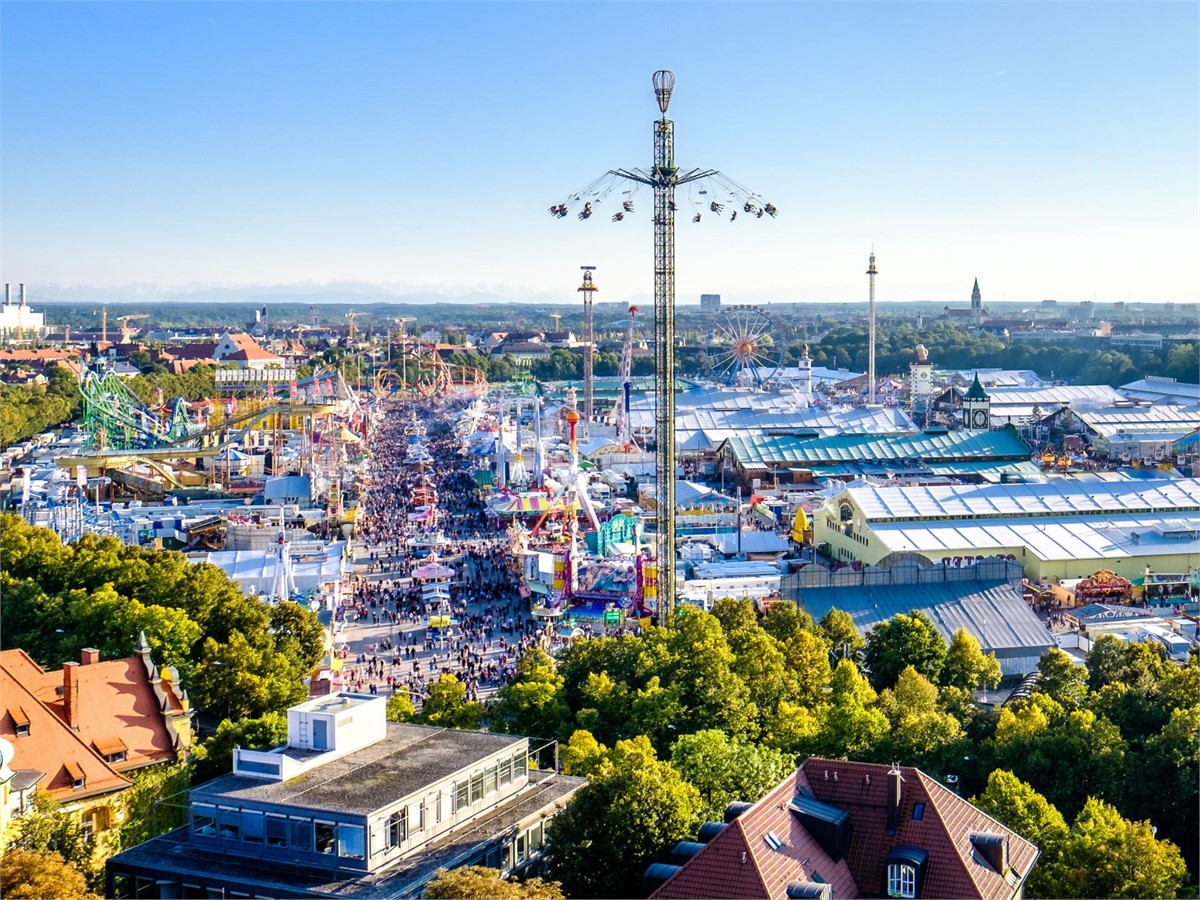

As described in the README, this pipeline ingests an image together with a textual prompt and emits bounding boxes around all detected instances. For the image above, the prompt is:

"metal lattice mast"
[551,69,775,628]
[867,251,878,404]
[651,71,678,627]
[578,266,598,437]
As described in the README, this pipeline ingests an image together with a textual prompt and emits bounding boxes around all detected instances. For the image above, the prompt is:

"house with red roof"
[0,634,193,854]
[648,758,1038,900]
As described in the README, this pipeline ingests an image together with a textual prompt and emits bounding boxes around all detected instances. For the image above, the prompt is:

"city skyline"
[2,1,1197,305]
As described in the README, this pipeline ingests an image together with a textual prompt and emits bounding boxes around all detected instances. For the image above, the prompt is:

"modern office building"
[106,693,585,899]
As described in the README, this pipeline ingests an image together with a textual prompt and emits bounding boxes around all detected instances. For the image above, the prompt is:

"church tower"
[971,278,983,320]
[796,344,813,400]
[962,371,991,432]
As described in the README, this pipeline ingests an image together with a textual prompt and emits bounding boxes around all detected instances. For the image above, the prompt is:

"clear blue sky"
[2,1,1197,305]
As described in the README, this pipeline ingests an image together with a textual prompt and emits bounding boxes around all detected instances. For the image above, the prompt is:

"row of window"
[453,753,526,813]
[480,820,546,872]
[192,807,365,860]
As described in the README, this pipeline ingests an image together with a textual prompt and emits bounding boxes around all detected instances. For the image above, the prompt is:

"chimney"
[3,284,9,306]
[19,283,25,307]
[81,648,100,666]
[63,661,81,730]
[886,764,903,834]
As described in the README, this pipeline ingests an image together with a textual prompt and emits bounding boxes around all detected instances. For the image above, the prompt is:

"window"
[514,753,527,778]
[315,821,336,854]
[528,821,544,852]
[338,824,365,859]
[416,800,425,833]
[888,863,917,899]
[73,775,87,789]
[456,781,469,812]
[484,765,498,796]
[81,812,96,844]
[104,751,128,764]
[193,806,217,836]
[764,831,783,852]
[387,811,407,847]
[182,885,205,899]
[265,815,287,847]
[515,832,528,865]
[499,759,513,786]
[912,802,925,822]
[290,818,313,852]
[470,773,484,803]
[13,709,30,737]
[218,809,240,841]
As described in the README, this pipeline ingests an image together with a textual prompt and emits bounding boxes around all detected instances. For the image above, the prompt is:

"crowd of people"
[338,401,554,710]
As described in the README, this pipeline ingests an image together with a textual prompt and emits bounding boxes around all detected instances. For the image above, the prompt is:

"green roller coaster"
[81,367,196,452]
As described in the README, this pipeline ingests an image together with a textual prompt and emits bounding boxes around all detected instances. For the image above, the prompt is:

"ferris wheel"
[703,306,783,387]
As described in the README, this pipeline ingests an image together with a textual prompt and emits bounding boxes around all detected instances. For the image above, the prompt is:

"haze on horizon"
[2,2,1197,307]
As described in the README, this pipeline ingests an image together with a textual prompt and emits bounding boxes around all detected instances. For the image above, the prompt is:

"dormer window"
[11,707,30,736]
[886,846,928,899]
[888,863,917,899]
[65,761,87,791]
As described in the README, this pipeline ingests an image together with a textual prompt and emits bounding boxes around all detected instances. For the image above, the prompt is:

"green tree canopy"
[544,739,702,898]
[490,649,570,740]
[418,675,485,730]
[941,627,1002,692]
[0,848,94,900]
[670,729,794,821]
[423,866,563,900]
[864,610,947,690]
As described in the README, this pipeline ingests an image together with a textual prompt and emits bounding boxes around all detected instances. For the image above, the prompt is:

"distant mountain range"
[28,281,572,306]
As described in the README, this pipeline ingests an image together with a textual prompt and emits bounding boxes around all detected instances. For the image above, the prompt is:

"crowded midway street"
[332,400,553,711]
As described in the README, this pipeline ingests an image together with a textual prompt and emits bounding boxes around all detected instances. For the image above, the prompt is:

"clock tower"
[962,371,991,432]
[909,344,934,427]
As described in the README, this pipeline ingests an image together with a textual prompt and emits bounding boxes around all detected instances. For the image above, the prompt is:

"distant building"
[648,757,1039,900]
[0,284,45,342]
[700,294,721,312]
[106,693,584,900]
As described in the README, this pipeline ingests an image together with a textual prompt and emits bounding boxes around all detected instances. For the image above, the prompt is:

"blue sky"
[2,1,1197,305]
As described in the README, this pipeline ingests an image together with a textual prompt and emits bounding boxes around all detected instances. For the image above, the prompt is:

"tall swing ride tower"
[578,266,598,436]
[551,70,776,627]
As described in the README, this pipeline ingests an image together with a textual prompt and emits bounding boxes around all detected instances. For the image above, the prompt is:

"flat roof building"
[106,693,584,899]
[815,477,1200,582]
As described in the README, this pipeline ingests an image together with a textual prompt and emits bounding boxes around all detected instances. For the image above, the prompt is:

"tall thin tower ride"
[578,266,598,436]
[551,70,776,627]
[867,251,878,404]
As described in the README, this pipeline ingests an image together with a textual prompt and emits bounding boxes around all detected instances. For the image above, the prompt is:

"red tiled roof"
[0,668,130,801]
[654,759,1038,900]
[224,347,284,362]
[653,769,858,900]
[163,343,219,360]
[0,648,180,773]
[799,759,1038,900]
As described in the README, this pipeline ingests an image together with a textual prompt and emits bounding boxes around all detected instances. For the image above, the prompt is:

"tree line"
[485,601,1195,899]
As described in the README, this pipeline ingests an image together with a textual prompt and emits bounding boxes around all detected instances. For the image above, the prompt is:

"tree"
[1040,798,1188,900]
[818,659,889,758]
[559,729,609,778]
[423,866,563,900]
[0,849,94,900]
[10,794,97,889]
[670,729,794,821]
[941,627,1002,692]
[877,666,964,770]
[780,630,833,708]
[189,631,307,721]
[386,690,416,723]
[418,675,485,730]
[268,601,326,672]
[818,608,863,655]
[490,649,570,740]
[193,713,288,784]
[864,610,947,690]
[1036,648,1088,710]
[760,601,817,644]
[544,741,702,898]
[972,769,1068,898]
